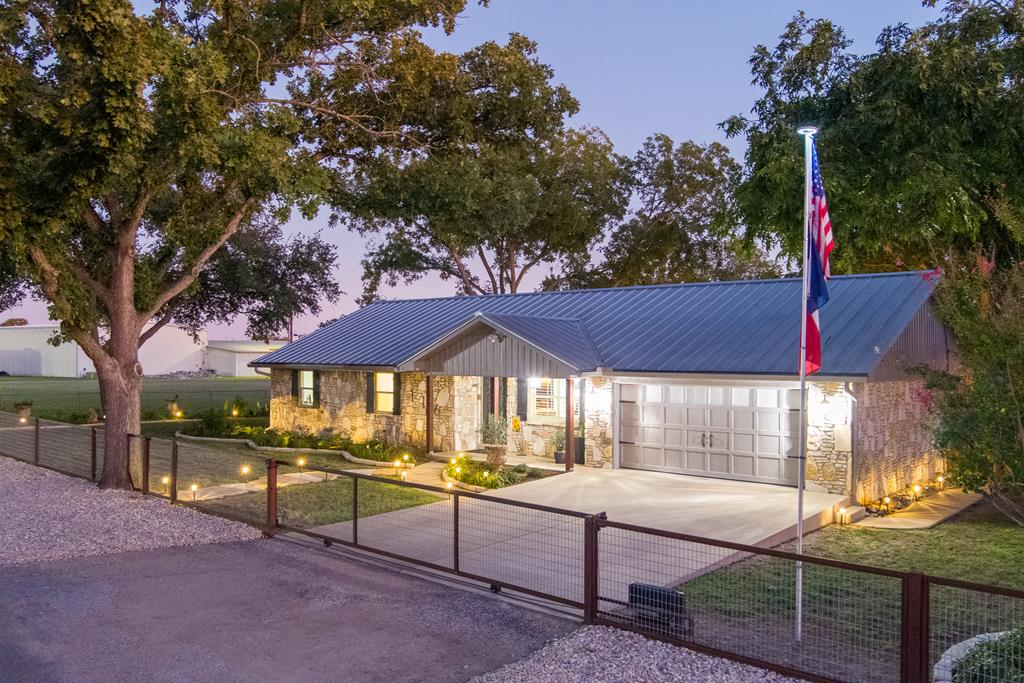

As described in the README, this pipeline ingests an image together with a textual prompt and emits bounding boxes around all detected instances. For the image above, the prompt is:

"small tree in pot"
[552,429,567,464]
[482,415,509,468]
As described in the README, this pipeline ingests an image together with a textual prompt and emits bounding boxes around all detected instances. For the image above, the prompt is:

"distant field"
[0,376,270,421]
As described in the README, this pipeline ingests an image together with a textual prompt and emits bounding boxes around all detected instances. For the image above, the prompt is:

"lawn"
[671,501,1024,682]
[0,375,270,421]
[197,474,442,528]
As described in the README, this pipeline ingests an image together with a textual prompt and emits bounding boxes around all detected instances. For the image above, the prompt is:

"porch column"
[425,374,434,454]
[565,376,575,472]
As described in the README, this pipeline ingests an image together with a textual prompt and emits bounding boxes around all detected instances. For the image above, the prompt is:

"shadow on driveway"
[0,539,572,683]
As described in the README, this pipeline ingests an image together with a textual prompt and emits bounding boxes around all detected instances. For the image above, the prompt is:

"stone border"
[441,469,489,493]
[933,631,1007,683]
[174,432,413,469]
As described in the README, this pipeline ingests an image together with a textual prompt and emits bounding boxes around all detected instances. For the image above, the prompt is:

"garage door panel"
[708,452,730,474]
[619,382,798,486]
[733,454,756,477]
[620,384,640,402]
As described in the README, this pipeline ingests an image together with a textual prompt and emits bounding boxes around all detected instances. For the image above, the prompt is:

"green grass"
[0,375,270,421]
[198,475,441,528]
[676,501,1024,681]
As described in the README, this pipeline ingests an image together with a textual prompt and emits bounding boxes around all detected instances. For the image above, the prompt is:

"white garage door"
[618,383,800,486]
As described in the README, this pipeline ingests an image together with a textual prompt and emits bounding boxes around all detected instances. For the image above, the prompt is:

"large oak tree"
[0,0,472,488]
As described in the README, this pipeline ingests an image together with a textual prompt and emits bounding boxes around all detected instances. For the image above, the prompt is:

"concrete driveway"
[0,539,571,683]
[313,469,845,604]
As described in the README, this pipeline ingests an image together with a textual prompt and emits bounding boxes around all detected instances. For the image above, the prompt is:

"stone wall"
[852,379,941,503]
[805,382,854,495]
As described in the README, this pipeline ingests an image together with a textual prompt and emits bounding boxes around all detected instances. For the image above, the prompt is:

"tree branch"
[139,305,178,347]
[476,246,499,293]
[83,204,106,234]
[146,198,256,318]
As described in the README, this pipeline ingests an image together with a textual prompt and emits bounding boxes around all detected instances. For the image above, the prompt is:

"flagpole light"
[797,125,819,137]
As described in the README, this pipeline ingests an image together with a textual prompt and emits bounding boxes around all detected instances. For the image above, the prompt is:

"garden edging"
[932,631,1007,683]
[441,470,488,492]
[173,432,408,468]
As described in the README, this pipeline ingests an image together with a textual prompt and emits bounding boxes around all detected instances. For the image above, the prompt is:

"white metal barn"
[0,324,207,377]
[205,340,283,377]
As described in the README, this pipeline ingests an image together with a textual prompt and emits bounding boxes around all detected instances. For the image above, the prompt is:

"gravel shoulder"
[473,626,797,683]
[0,456,261,566]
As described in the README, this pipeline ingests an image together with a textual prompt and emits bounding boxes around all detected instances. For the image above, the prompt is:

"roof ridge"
[366,270,936,307]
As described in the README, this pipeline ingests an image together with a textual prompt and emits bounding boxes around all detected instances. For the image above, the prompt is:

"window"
[375,371,395,414]
[528,378,565,424]
[298,370,316,407]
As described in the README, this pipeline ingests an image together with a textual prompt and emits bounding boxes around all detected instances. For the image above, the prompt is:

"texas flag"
[804,141,834,374]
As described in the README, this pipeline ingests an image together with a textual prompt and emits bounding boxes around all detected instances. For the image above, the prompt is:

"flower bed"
[442,453,542,489]
[952,625,1024,683]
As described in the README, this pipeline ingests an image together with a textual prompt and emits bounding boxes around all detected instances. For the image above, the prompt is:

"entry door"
[618,383,799,486]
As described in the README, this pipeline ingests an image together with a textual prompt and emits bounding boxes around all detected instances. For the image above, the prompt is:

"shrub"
[954,625,1024,683]
[445,454,518,489]
[482,414,508,445]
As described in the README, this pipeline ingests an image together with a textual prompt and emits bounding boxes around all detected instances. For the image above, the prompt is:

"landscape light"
[296,457,306,468]
[937,475,945,484]
[446,482,453,489]
[400,471,407,481]
[231,408,239,417]
[190,483,198,501]
[450,457,457,465]
[913,484,922,494]
[19,416,27,424]
[174,410,183,418]
[402,453,410,461]
[883,497,891,505]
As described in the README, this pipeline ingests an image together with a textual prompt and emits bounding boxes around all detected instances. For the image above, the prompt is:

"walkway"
[854,489,983,529]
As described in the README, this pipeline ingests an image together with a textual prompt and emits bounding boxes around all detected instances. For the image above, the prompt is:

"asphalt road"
[0,539,572,683]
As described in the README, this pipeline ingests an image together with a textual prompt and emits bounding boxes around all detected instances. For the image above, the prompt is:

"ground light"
[161,475,170,495]
[296,457,306,470]
[240,464,251,482]
[174,410,184,418]
[19,416,27,424]
[231,408,239,417]
[190,483,198,501]
[838,506,847,525]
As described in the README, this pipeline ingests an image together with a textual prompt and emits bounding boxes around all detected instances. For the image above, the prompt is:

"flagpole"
[795,124,817,643]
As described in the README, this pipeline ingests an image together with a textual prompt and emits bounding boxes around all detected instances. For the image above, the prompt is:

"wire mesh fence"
[0,388,270,422]
[3,409,1024,682]
[928,579,1024,683]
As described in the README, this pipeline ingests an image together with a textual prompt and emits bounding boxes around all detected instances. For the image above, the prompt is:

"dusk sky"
[4,1,941,338]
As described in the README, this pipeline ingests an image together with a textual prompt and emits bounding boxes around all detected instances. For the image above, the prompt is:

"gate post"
[90,426,98,482]
[453,492,460,573]
[583,512,606,624]
[169,438,179,504]
[141,436,151,495]
[33,417,40,465]
[900,572,930,683]
[265,458,278,534]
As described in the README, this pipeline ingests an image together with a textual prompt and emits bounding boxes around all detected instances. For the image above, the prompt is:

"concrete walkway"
[854,489,983,529]
[312,468,845,604]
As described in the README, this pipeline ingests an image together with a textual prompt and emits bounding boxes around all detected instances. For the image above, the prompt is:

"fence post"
[140,436,151,494]
[169,438,179,504]
[352,476,359,545]
[33,417,40,465]
[265,458,278,534]
[900,572,930,683]
[583,512,605,624]
[453,492,460,573]
[90,426,97,482]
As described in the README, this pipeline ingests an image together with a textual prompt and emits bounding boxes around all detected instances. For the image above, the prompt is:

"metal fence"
[2,411,1022,683]
[0,388,270,421]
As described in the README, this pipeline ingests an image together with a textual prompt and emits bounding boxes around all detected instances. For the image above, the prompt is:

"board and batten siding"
[401,325,576,378]
[869,301,954,381]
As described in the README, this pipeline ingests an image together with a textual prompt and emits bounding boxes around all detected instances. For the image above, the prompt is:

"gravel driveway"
[474,626,797,683]
[0,456,260,565]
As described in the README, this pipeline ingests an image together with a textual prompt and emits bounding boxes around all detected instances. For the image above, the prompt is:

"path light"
[455,466,461,474]
[912,484,922,499]
[190,483,198,501]
[393,459,401,468]
[18,416,27,424]
[838,507,847,525]
[240,464,251,482]
[450,457,457,465]
[402,453,410,462]
[174,410,184,418]
[400,471,407,481]
[231,408,239,417]
[937,475,945,487]
[296,457,306,469]
[161,475,170,494]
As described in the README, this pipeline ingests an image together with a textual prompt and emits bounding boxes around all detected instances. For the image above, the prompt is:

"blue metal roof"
[255,271,940,377]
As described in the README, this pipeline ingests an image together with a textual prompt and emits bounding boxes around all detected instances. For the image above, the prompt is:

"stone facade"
[805,382,854,495]
[851,378,941,504]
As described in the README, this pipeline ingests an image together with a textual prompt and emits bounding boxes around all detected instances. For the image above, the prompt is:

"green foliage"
[445,454,518,488]
[551,428,566,452]
[727,3,1024,271]
[923,254,1024,525]
[481,414,508,445]
[560,134,780,288]
[346,34,630,300]
[222,396,268,418]
[954,625,1024,683]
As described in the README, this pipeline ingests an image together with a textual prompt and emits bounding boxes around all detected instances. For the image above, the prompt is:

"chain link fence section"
[928,579,1024,683]
[593,521,905,683]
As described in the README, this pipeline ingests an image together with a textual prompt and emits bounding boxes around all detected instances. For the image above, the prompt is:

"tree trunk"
[96,356,143,490]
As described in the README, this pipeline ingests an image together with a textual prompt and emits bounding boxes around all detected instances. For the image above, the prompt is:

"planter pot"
[553,450,565,464]
[483,443,507,468]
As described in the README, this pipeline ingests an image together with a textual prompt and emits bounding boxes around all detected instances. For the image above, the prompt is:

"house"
[0,323,207,377]
[205,340,284,377]
[252,271,952,504]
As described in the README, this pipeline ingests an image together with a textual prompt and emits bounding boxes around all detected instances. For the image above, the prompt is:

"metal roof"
[254,271,940,377]
[208,340,284,353]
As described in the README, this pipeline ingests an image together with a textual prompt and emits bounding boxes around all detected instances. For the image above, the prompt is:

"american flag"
[804,141,834,375]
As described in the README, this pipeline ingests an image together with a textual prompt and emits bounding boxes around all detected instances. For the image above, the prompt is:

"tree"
[345,35,631,301]
[561,134,780,288]
[0,0,471,488]
[923,252,1024,526]
[0,318,28,327]
[725,1,1024,272]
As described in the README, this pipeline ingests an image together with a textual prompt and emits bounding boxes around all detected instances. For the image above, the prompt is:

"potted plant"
[13,400,32,419]
[552,429,566,464]
[481,414,509,468]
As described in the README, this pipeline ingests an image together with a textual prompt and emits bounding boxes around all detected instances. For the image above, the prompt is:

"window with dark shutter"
[481,376,493,423]
[312,371,321,407]
[393,373,402,415]
[297,370,317,407]
[516,377,528,421]
[291,369,299,400]
[499,377,508,419]
[365,372,375,413]
[373,371,396,414]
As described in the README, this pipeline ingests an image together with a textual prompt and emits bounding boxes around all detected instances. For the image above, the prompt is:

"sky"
[4,1,941,338]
